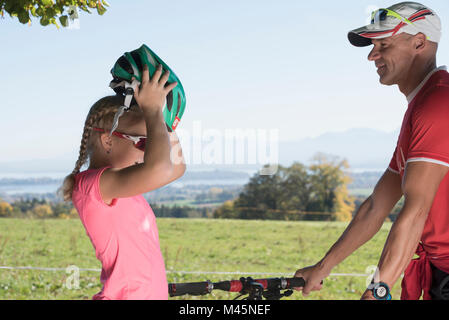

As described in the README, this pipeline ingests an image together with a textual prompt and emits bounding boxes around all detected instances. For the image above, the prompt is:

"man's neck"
[398,59,437,97]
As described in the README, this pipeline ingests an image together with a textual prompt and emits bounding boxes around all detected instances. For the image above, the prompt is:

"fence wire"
[0,265,371,277]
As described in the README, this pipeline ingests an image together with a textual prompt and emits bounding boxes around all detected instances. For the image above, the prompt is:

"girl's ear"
[100,133,113,151]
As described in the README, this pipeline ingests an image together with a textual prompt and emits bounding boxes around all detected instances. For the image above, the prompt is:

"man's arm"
[295,169,403,295]
[361,161,449,299]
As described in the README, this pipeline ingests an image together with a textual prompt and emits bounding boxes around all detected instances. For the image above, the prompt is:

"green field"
[0,218,402,300]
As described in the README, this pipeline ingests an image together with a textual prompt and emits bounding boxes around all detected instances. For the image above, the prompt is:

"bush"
[0,201,13,217]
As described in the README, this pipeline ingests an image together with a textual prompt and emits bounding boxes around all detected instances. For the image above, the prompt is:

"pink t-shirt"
[72,166,168,300]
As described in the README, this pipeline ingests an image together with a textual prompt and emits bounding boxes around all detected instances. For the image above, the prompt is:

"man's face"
[368,33,415,86]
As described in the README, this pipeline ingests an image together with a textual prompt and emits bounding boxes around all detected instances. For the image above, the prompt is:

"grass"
[0,217,401,300]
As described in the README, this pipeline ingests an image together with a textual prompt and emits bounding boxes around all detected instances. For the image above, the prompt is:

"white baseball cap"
[348,2,442,47]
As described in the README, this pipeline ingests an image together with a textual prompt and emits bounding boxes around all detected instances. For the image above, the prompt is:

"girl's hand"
[133,64,178,114]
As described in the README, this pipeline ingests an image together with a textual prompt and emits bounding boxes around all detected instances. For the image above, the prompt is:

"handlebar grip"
[254,277,305,290]
[287,277,305,288]
[214,280,243,292]
[168,281,211,297]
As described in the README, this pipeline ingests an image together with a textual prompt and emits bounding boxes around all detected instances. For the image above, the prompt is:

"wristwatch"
[369,281,392,300]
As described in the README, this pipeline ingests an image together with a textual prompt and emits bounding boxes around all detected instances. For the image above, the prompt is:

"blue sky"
[1,0,449,163]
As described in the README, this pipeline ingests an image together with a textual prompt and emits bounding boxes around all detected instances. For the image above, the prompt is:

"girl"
[58,64,186,300]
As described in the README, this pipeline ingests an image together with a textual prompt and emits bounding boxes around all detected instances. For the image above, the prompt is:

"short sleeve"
[76,166,117,207]
[407,88,449,168]
[388,146,400,174]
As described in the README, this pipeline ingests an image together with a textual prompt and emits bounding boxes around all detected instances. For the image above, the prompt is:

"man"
[294,2,449,300]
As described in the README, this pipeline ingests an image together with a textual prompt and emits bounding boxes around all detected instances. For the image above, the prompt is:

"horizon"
[0,126,399,177]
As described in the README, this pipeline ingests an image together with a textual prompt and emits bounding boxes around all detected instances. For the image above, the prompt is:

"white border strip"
[407,158,449,168]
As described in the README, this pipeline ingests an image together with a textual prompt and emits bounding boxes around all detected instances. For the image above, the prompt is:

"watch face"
[375,285,387,298]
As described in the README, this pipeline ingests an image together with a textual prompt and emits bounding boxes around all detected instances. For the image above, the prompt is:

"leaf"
[3,1,14,14]
[46,16,60,29]
[18,9,30,24]
[87,0,96,8]
[41,0,53,7]
[30,6,37,17]
[36,6,44,16]
[46,7,55,18]
[97,4,106,15]
[79,6,91,13]
[40,16,50,26]
[59,15,68,27]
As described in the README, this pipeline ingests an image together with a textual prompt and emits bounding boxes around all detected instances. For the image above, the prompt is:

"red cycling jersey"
[387,66,449,299]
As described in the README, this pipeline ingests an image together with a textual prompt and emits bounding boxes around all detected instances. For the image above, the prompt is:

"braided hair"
[58,95,141,202]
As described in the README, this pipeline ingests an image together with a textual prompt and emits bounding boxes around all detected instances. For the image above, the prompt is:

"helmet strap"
[109,79,140,136]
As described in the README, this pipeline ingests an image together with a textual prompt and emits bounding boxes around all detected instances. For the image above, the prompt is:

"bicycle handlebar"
[169,281,212,297]
[168,277,305,297]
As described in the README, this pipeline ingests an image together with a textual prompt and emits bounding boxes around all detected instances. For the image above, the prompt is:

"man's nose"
[368,46,381,61]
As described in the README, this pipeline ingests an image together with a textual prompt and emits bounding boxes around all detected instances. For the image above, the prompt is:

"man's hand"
[361,289,377,300]
[293,263,328,297]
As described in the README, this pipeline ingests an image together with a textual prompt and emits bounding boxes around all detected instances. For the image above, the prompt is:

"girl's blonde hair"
[58,95,141,202]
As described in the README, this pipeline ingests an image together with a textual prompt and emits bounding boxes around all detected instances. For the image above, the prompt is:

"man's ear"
[414,33,427,51]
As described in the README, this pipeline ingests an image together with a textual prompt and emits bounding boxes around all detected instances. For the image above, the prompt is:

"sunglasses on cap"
[91,127,146,151]
[370,8,430,40]
[371,8,415,26]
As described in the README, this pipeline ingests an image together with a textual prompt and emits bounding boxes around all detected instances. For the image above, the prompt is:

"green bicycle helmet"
[109,44,186,134]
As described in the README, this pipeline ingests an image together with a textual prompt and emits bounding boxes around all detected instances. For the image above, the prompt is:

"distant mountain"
[279,128,400,170]
[0,128,399,176]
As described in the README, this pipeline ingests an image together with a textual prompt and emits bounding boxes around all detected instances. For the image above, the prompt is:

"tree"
[308,153,343,212]
[235,164,285,211]
[0,201,13,217]
[213,200,237,219]
[58,207,79,219]
[33,204,53,218]
[0,0,109,28]
[308,153,355,221]
[214,155,355,221]
[333,183,355,222]
[278,162,310,211]
[51,201,75,218]
[231,165,287,219]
